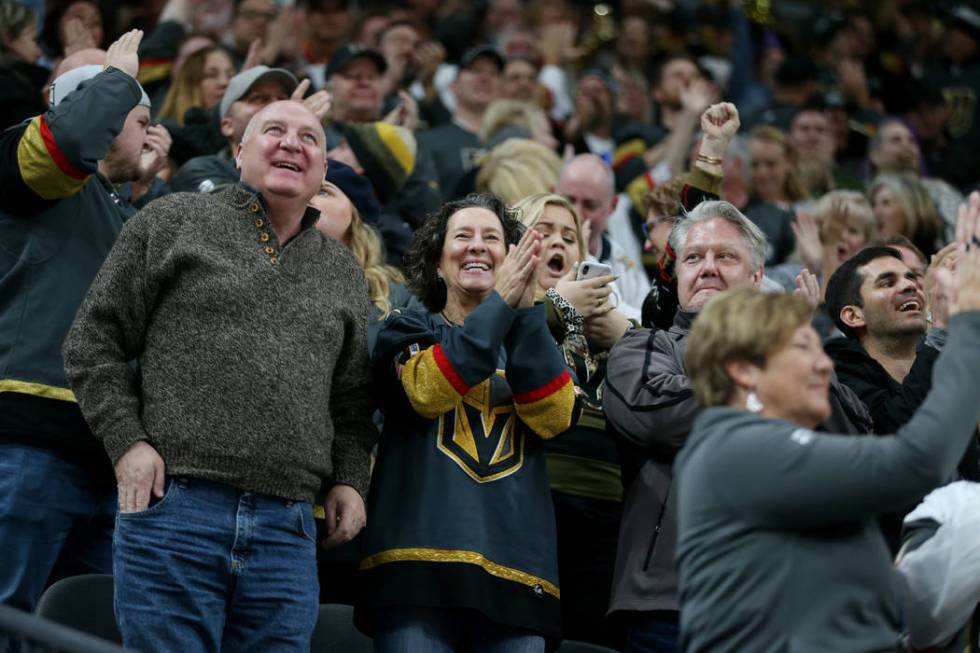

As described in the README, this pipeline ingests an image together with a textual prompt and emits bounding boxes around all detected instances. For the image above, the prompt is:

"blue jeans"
[0,443,115,611]
[113,477,319,653]
[373,606,545,653]
[623,613,680,653]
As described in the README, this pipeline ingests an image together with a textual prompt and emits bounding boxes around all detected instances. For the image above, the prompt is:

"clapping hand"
[794,268,821,313]
[138,125,172,182]
[944,192,980,316]
[925,242,959,328]
[495,228,542,308]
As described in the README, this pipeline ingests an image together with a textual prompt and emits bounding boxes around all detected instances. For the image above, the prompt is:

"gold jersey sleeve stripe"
[0,379,77,402]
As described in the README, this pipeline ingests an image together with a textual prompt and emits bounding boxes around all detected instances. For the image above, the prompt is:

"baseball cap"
[949,3,980,41]
[458,45,504,72]
[220,65,298,118]
[323,44,387,82]
[50,65,151,108]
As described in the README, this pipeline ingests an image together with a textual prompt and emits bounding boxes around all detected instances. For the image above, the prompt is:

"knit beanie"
[342,122,416,205]
[325,159,381,225]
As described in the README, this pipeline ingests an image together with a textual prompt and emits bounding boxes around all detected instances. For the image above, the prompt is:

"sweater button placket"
[250,201,278,266]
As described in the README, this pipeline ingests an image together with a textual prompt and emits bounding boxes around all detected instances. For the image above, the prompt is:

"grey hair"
[668,200,768,270]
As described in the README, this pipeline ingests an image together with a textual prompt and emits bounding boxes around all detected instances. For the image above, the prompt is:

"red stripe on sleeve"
[432,343,470,396]
[513,370,572,404]
[39,116,88,181]
[613,151,638,170]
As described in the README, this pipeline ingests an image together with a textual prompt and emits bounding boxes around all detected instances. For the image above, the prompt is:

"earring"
[745,391,764,414]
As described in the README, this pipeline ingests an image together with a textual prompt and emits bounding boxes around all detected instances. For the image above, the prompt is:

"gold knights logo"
[437,373,525,482]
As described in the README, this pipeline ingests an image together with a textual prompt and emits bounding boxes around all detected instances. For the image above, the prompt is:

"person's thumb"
[152,458,165,498]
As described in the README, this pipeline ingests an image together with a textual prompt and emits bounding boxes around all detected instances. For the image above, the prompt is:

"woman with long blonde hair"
[157,45,234,125]
[309,163,419,351]
[511,192,631,647]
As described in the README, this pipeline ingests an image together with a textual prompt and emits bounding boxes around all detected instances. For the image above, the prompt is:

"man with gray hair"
[0,29,164,611]
[602,200,869,652]
[63,99,377,650]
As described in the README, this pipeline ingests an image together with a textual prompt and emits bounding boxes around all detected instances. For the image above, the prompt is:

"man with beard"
[825,244,980,551]
[0,30,161,611]
[788,103,837,199]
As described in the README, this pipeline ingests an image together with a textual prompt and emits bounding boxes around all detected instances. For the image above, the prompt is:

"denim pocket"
[117,478,180,519]
[295,503,318,544]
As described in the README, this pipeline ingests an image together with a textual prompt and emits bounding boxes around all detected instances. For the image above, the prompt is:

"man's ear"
[724,358,760,392]
[839,305,866,331]
[610,194,618,214]
[234,142,244,170]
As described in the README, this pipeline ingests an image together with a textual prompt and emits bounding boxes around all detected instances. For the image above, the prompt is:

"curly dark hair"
[405,194,524,313]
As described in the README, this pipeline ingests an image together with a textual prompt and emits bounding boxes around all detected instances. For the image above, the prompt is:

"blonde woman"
[769,190,877,298]
[869,173,943,258]
[512,192,631,647]
[475,138,563,206]
[157,45,234,125]
[479,99,557,150]
[309,163,421,352]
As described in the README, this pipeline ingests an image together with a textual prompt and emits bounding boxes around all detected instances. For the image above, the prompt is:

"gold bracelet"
[696,154,723,165]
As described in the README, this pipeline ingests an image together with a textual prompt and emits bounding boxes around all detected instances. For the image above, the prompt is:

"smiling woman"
[674,224,980,653]
[358,194,578,652]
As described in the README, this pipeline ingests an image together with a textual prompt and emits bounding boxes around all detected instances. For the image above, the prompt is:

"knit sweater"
[63,184,377,503]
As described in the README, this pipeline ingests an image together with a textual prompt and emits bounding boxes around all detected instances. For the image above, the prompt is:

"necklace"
[440,311,460,326]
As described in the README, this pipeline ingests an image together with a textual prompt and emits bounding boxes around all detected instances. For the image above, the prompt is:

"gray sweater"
[674,311,980,653]
[63,184,377,503]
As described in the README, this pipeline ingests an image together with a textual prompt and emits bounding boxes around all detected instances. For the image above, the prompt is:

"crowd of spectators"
[4,0,980,651]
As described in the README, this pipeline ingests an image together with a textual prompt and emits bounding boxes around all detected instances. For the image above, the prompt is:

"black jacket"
[826,333,980,551]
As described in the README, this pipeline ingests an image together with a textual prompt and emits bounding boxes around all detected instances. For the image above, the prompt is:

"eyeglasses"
[642,216,679,241]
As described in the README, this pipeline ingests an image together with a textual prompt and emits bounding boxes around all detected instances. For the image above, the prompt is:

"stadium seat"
[310,603,372,652]
[556,641,621,653]
[35,574,121,645]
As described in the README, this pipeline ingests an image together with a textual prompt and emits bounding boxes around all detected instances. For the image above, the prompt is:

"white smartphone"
[576,261,613,281]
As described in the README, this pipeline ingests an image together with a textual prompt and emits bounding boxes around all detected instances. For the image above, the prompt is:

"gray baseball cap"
[220,65,298,118]
[50,65,152,108]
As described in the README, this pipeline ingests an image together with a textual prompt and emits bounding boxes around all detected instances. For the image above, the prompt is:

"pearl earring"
[746,391,764,413]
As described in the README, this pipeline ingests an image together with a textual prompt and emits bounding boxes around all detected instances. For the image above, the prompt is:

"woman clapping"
[357,194,577,652]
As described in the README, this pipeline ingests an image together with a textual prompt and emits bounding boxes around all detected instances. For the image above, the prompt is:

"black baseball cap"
[458,45,504,72]
[324,43,388,82]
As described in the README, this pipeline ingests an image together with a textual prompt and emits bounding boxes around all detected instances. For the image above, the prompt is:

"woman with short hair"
[673,194,980,652]
[869,173,944,258]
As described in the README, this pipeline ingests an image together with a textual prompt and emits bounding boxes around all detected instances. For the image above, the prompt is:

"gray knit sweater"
[63,184,377,503]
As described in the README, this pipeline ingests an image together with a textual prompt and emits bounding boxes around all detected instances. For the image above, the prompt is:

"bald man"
[64,101,377,651]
